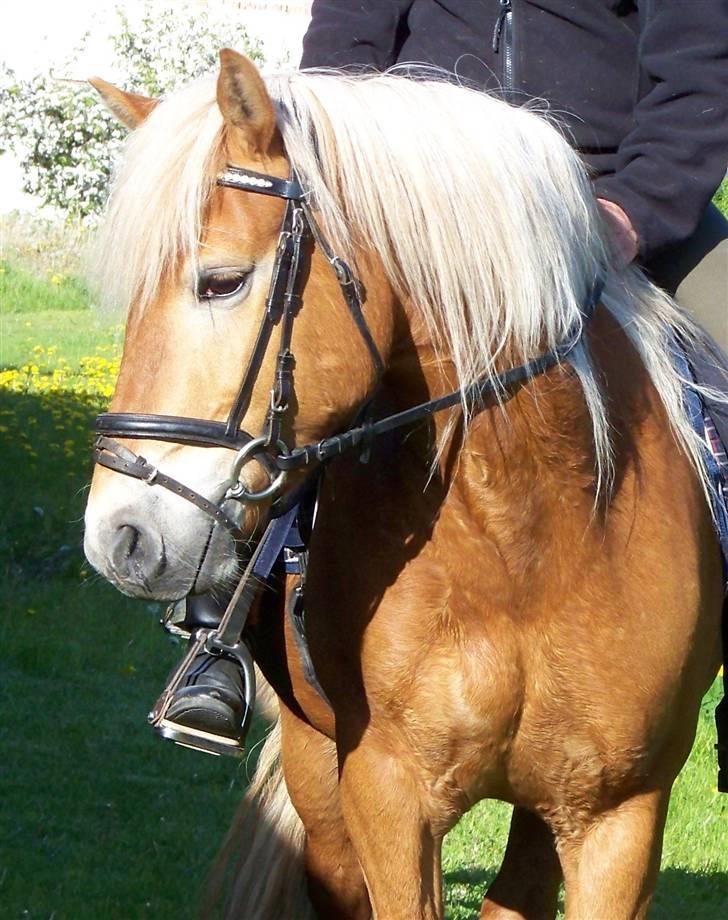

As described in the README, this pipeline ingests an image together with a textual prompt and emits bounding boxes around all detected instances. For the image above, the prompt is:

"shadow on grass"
[652,867,728,918]
[444,866,497,916]
[0,388,103,576]
[443,866,728,919]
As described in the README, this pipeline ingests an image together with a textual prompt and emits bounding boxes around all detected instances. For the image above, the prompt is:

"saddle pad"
[671,340,728,587]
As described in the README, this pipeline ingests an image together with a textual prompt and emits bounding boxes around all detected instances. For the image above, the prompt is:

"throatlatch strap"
[300,199,385,378]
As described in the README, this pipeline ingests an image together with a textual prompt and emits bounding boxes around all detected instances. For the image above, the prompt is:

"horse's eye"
[197,269,250,300]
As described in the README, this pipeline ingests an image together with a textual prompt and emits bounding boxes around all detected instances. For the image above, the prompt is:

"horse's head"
[84,51,395,600]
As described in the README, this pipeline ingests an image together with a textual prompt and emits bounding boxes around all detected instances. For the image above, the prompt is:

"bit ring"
[226,436,289,503]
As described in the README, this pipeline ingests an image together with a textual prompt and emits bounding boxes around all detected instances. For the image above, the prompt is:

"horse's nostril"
[119,524,139,559]
[110,522,165,583]
[112,524,139,566]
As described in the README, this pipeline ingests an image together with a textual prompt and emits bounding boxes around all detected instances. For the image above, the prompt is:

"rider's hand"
[597,198,639,268]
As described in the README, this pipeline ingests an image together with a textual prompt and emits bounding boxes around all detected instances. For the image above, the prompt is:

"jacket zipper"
[492,0,514,91]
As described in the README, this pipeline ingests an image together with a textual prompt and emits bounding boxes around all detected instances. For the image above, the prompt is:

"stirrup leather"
[148,630,256,758]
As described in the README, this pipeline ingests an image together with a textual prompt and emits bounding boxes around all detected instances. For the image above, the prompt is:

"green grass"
[0,245,257,918]
[0,260,92,313]
[2,241,727,918]
[714,179,728,218]
[1,574,260,919]
[0,214,124,369]
[0,307,123,369]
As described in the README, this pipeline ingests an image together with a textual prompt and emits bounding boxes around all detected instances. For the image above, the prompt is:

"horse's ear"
[216,49,277,156]
[89,78,158,129]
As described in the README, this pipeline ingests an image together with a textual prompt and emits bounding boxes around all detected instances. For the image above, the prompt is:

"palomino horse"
[84,51,723,919]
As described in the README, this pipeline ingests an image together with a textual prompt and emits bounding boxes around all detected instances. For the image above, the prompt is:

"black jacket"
[300,0,728,263]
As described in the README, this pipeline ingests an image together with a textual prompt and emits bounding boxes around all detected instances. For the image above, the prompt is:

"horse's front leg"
[556,788,670,920]
[279,704,371,919]
[337,731,446,920]
[481,807,562,920]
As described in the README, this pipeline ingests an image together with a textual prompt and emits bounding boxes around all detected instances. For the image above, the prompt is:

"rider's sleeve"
[594,0,728,263]
[300,0,415,70]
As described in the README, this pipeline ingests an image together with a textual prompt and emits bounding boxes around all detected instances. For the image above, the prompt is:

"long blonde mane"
[96,68,711,494]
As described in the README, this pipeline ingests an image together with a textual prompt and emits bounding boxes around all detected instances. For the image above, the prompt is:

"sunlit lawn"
[1,210,727,917]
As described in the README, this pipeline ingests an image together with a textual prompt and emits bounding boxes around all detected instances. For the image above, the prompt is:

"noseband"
[93,163,604,538]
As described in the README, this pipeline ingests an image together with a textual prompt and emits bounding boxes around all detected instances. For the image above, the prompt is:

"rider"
[300,1,728,356]
[161,0,728,757]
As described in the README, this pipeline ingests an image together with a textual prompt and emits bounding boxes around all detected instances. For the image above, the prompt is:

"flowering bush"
[0,1,264,218]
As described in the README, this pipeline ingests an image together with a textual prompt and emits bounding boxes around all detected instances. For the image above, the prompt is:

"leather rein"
[93,164,604,538]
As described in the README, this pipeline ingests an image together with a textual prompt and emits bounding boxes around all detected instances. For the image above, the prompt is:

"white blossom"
[0,1,263,219]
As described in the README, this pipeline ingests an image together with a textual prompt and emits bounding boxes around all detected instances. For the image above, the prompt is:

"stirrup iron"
[148,630,256,758]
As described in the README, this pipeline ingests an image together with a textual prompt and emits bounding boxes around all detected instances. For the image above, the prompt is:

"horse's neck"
[382,319,602,586]
[386,322,598,491]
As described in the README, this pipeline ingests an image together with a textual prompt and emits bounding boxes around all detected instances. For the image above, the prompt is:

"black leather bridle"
[94,165,384,537]
[93,163,604,540]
